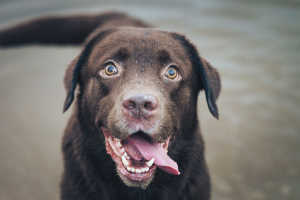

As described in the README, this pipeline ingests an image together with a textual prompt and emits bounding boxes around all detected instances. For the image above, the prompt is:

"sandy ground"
[0,0,300,200]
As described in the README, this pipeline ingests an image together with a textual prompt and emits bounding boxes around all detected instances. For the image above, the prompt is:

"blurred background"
[0,0,299,199]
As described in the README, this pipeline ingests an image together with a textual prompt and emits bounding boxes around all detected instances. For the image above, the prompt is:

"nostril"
[143,101,157,111]
[123,100,136,110]
[128,100,136,110]
[144,101,151,110]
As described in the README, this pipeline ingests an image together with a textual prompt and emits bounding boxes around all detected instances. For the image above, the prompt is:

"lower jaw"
[117,164,156,189]
[103,129,157,188]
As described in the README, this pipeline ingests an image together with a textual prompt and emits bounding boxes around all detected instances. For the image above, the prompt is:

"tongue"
[125,135,180,175]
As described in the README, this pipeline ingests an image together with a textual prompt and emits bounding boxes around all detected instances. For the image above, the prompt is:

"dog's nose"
[122,94,158,117]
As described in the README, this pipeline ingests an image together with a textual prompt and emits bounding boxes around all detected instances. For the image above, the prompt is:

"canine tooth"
[146,158,155,167]
[116,141,122,147]
[124,152,130,160]
[145,167,149,172]
[122,155,129,166]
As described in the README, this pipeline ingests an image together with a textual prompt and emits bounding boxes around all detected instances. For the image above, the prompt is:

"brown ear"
[199,58,221,100]
[198,56,221,119]
[171,33,221,119]
[62,28,115,113]
[63,56,79,112]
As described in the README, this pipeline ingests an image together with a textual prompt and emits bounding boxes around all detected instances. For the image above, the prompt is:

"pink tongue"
[123,141,143,161]
[125,135,180,175]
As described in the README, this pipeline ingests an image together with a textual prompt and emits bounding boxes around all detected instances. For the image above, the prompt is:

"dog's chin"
[117,167,155,189]
[101,127,170,189]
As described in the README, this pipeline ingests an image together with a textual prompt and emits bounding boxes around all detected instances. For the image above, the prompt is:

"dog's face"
[63,28,220,188]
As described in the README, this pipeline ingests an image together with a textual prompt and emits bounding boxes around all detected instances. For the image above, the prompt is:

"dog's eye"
[105,63,118,76]
[165,66,178,80]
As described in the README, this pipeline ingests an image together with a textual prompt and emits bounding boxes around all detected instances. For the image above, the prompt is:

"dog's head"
[63,27,221,188]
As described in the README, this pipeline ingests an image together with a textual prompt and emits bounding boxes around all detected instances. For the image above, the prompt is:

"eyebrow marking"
[157,49,171,64]
[112,47,130,62]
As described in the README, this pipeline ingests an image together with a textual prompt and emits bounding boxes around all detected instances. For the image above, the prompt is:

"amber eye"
[165,66,178,79]
[105,63,118,76]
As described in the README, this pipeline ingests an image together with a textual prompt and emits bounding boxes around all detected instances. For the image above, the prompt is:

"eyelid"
[103,59,118,67]
[167,63,178,69]
[167,63,183,75]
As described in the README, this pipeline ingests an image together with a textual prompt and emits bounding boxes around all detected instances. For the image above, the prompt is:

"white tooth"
[145,167,149,172]
[122,155,129,166]
[146,158,155,167]
[116,141,122,147]
[136,169,142,174]
[128,167,134,173]
[120,148,125,154]
[132,168,137,173]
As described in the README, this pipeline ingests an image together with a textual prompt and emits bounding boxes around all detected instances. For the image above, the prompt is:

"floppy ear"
[62,28,115,113]
[198,56,221,119]
[171,33,221,119]
[63,56,79,112]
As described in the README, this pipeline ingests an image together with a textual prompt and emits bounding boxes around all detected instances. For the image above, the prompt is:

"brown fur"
[0,11,221,200]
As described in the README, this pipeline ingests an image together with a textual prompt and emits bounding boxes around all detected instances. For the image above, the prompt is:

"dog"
[0,11,221,200]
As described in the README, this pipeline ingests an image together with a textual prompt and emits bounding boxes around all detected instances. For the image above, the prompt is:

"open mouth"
[101,127,180,187]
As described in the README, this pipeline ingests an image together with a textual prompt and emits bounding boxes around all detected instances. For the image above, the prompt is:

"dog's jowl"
[0,12,221,200]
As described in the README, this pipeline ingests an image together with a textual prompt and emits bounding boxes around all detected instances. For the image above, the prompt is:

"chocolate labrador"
[0,11,221,200]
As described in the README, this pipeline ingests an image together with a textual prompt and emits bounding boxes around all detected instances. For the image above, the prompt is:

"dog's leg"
[0,12,131,47]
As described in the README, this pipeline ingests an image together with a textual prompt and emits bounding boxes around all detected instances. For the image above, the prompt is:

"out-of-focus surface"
[0,0,299,199]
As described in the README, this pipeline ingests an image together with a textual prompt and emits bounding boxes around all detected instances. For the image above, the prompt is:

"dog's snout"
[122,94,158,117]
